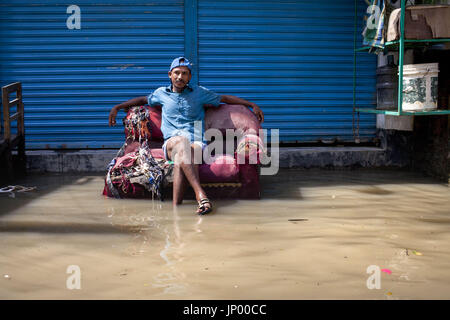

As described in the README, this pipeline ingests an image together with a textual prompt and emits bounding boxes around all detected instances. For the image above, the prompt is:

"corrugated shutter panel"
[198,0,376,143]
[0,0,184,149]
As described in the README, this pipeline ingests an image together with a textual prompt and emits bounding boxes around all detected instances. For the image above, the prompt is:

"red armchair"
[102,104,264,200]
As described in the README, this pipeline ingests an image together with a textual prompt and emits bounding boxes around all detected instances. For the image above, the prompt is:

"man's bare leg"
[166,136,212,213]
[172,145,199,205]
[172,163,187,205]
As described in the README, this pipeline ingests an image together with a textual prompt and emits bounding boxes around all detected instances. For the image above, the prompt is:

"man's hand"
[251,103,264,123]
[108,96,148,126]
[109,106,118,126]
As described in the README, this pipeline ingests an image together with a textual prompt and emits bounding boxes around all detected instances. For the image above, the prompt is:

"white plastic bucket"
[401,63,439,111]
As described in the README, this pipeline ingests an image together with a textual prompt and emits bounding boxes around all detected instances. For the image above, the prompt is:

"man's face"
[168,66,192,92]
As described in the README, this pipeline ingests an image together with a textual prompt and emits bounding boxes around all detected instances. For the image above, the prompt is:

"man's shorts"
[162,137,206,161]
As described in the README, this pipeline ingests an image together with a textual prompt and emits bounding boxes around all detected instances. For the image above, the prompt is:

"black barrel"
[376,57,398,111]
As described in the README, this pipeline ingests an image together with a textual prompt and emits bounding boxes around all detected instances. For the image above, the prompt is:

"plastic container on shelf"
[376,56,398,111]
[401,63,439,111]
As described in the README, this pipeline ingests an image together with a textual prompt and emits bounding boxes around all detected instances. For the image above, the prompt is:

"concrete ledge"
[278,147,387,168]
[25,147,398,173]
[27,150,118,173]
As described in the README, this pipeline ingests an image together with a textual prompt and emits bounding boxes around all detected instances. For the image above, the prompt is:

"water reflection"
[195,216,203,233]
[152,206,187,296]
[106,200,189,295]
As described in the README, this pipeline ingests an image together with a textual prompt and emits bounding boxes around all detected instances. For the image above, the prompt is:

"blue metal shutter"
[0,0,184,149]
[198,0,376,143]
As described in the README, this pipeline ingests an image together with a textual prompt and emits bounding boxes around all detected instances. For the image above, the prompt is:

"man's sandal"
[197,198,213,215]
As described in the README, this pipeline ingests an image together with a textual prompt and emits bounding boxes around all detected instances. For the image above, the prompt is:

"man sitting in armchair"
[108,57,264,215]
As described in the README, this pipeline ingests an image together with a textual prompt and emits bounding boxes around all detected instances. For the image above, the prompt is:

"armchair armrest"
[235,133,265,165]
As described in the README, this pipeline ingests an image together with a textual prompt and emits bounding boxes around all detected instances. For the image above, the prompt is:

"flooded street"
[0,168,449,300]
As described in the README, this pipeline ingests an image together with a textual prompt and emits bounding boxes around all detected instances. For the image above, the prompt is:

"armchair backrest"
[204,104,262,135]
[205,104,264,157]
[123,104,262,144]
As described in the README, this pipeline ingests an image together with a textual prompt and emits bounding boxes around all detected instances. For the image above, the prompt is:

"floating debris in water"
[381,269,392,275]
[119,270,128,276]
[3,274,11,280]
[405,249,423,256]
[288,218,309,222]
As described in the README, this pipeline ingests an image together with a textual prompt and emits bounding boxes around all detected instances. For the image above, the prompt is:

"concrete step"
[25,147,395,173]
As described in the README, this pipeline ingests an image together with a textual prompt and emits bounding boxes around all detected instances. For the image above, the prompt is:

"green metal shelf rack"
[353,0,450,117]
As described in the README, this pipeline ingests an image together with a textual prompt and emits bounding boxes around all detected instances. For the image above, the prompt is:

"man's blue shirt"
[147,84,221,142]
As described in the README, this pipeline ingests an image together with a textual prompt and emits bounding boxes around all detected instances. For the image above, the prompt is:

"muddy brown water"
[0,169,449,299]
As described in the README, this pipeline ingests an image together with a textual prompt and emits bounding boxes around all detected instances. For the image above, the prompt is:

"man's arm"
[109,96,148,126]
[220,95,264,123]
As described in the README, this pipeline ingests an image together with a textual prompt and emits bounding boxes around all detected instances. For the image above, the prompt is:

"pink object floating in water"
[381,269,392,275]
